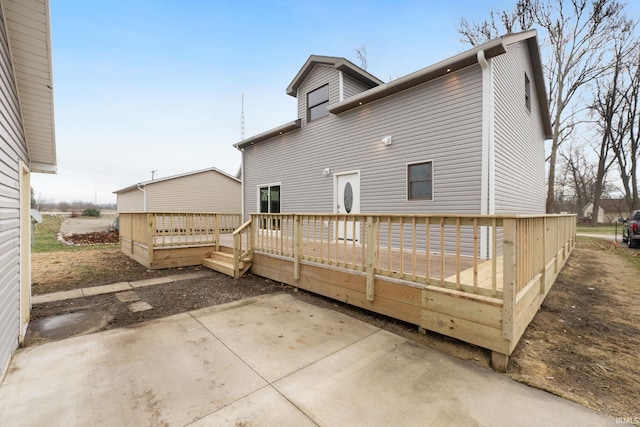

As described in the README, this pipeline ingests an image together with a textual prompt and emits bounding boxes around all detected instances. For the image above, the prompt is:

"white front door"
[335,171,360,241]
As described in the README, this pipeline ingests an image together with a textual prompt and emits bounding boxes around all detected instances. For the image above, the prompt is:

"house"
[234,30,551,258]
[0,0,56,380]
[118,30,571,370]
[114,167,241,213]
[582,198,631,224]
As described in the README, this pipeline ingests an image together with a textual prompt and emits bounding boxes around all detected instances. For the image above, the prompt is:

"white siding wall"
[116,190,144,212]
[0,7,28,378]
[244,64,484,216]
[117,171,241,213]
[492,41,546,214]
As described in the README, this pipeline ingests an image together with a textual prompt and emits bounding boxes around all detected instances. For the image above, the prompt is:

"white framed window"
[258,184,281,213]
[407,161,433,201]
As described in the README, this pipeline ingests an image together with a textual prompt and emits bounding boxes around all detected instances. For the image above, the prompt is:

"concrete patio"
[0,293,611,426]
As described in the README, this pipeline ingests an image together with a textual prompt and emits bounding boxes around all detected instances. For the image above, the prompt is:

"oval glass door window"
[344,182,353,213]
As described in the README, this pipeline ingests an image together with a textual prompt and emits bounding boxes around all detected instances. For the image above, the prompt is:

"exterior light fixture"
[381,136,392,146]
[446,68,451,72]
[322,168,331,176]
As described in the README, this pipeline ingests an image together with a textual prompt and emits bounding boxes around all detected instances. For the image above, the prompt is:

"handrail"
[232,218,252,236]
[232,219,253,277]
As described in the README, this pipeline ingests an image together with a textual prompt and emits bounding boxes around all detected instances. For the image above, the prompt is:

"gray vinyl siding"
[118,171,241,213]
[0,6,28,378]
[244,64,483,218]
[297,65,340,126]
[493,41,546,214]
[342,73,374,99]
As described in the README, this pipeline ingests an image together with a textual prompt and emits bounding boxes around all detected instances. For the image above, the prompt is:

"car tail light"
[633,223,639,233]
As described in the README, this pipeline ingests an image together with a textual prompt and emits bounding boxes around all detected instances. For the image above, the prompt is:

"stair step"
[202,250,251,278]
[203,258,239,276]
[207,251,234,263]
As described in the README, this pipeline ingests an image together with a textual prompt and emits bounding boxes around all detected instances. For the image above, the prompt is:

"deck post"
[502,217,517,343]
[146,213,154,267]
[491,351,509,373]
[366,216,375,301]
[214,214,220,252]
[249,216,255,260]
[294,215,301,280]
[129,213,134,255]
[233,232,240,278]
[541,217,547,294]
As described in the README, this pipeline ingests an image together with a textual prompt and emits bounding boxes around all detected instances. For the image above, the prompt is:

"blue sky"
[31,0,640,204]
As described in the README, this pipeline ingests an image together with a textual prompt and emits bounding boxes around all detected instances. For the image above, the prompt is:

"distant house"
[114,167,241,213]
[0,0,57,379]
[235,30,551,258]
[582,199,632,224]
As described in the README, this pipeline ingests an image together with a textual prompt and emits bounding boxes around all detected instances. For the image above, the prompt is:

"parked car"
[622,210,640,248]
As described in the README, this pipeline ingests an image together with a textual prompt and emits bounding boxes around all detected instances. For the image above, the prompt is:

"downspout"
[240,148,245,221]
[137,184,147,212]
[338,71,344,102]
[477,49,495,259]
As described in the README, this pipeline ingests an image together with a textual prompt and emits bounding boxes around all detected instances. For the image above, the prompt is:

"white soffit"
[3,0,56,173]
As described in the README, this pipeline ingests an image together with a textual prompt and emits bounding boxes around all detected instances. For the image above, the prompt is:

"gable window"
[525,73,531,112]
[407,161,433,201]
[308,84,329,121]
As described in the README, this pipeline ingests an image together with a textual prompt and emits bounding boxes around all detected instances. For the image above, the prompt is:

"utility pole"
[150,169,158,180]
[240,93,245,141]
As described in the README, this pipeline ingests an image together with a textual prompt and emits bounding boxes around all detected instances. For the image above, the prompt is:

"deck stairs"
[202,247,252,279]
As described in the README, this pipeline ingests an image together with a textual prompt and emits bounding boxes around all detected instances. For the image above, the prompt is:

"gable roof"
[2,0,57,173]
[113,167,241,194]
[286,55,383,97]
[329,30,552,139]
[236,30,552,150]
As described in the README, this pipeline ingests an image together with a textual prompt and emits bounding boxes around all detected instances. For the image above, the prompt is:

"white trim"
[405,160,434,202]
[18,161,30,343]
[240,149,245,221]
[256,182,282,213]
[478,49,495,259]
[338,70,344,102]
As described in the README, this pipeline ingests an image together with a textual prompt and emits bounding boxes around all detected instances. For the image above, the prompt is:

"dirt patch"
[27,273,290,346]
[29,236,640,419]
[32,249,204,294]
[508,238,640,419]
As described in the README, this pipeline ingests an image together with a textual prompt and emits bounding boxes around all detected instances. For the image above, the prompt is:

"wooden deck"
[118,212,576,371]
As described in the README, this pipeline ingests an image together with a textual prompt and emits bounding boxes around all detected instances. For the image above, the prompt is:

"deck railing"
[251,213,576,300]
[119,212,241,250]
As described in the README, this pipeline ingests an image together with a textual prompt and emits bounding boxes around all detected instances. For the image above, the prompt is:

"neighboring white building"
[0,0,57,380]
[114,167,241,213]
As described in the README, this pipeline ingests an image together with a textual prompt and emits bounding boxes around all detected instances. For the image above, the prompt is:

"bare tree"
[458,0,627,213]
[613,43,640,211]
[355,45,368,70]
[589,24,634,225]
[560,142,597,216]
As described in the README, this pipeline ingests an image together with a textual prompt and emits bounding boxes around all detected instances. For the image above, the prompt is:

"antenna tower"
[240,93,245,140]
